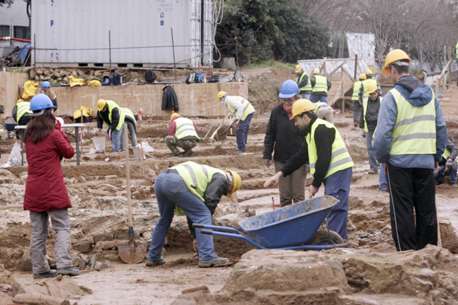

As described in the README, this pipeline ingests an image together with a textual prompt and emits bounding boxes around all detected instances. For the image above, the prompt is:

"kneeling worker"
[96,99,137,152]
[166,112,200,156]
[265,99,353,239]
[147,161,241,268]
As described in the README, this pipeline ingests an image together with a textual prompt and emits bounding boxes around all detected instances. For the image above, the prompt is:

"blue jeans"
[324,168,352,239]
[366,131,379,171]
[111,127,123,152]
[148,172,218,262]
[236,113,254,152]
[111,122,137,152]
[379,163,388,191]
[310,94,328,103]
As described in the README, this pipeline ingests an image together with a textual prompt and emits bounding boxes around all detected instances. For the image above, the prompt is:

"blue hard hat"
[40,81,51,89]
[278,80,299,99]
[30,94,55,112]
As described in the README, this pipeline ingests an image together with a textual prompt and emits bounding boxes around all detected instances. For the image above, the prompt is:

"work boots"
[198,257,232,268]
[57,267,80,276]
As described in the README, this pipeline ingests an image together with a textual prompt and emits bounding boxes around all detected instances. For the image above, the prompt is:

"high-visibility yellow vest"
[306,118,353,178]
[389,88,436,155]
[105,100,124,130]
[298,73,312,93]
[175,117,199,140]
[312,75,328,93]
[226,97,255,121]
[442,148,451,160]
[16,100,32,122]
[121,107,136,125]
[351,81,363,101]
[173,161,227,201]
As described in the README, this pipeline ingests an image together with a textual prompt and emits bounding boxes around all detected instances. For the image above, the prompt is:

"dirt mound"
[174,246,458,305]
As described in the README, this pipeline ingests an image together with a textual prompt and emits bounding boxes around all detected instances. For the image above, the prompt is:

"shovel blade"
[118,242,147,264]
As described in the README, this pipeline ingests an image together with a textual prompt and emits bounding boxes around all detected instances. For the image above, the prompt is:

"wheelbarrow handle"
[200,229,264,249]
[193,224,242,234]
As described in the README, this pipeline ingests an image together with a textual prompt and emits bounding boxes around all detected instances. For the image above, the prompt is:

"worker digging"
[146,161,241,268]
[217,91,255,154]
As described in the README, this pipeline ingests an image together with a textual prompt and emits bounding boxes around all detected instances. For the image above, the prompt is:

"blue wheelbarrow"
[194,196,346,250]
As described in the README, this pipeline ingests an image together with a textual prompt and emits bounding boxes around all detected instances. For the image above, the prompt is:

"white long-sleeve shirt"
[222,95,255,120]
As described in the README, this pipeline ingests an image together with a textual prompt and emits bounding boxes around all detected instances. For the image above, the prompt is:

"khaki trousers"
[275,161,306,206]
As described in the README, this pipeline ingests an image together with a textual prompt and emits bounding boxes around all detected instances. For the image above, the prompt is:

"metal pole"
[200,0,205,66]
[33,33,36,67]
[108,30,112,69]
[353,54,358,80]
[340,66,345,114]
[171,28,177,82]
[75,127,80,166]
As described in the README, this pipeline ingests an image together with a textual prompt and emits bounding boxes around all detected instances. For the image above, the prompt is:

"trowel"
[118,128,146,264]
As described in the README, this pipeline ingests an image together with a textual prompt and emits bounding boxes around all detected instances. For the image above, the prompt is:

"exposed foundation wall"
[0,71,248,118]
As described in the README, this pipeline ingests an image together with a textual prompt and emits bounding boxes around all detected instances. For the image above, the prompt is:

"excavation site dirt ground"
[1,74,458,305]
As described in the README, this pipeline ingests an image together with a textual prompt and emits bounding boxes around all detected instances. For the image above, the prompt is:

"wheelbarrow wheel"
[310,229,344,245]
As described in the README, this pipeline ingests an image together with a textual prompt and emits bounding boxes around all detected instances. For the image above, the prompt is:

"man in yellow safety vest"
[11,99,33,139]
[310,68,331,104]
[360,79,380,174]
[166,112,200,156]
[147,161,241,268]
[264,99,353,239]
[295,64,312,99]
[217,91,255,153]
[373,49,447,251]
[96,99,137,152]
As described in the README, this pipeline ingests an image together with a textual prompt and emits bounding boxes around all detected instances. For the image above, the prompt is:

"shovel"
[118,127,146,264]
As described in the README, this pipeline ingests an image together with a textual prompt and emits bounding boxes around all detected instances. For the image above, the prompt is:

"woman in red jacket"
[24,94,80,279]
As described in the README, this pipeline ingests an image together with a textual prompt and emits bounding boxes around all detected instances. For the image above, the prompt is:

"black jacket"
[297,73,309,92]
[187,173,230,237]
[282,116,335,188]
[97,108,120,130]
[161,85,179,112]
[263,104,305,163]
[360,95,380,133]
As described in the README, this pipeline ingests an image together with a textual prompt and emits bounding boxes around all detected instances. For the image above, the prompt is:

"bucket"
[92,136,106,153]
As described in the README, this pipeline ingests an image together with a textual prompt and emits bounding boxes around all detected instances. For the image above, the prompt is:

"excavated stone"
[339,293,430,305]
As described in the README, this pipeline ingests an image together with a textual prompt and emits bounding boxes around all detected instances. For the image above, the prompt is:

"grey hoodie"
[373,75,447,169]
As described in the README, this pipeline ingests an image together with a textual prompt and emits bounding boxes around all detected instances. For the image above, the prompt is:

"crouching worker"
[24,94,80,279]
[96,99,137,152]
[147,161,241,268]
[165,112,200,156]
[435,139,457,185]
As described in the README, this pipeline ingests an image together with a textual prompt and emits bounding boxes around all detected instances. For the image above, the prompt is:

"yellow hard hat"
[217,91,227,100]
[359,73,367,81]
[383,49,411,76]
[312,68,320,74]
[96,99,107,111]
[365,79,378,95]
[291,99,316,120]
[295,64,303,74]
[170,112,181,120]
[228,170,242,194]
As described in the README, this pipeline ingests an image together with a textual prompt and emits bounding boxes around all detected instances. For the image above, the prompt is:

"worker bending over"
[360,80,380,174]
[265,99,353,239]
[373,49,447,251]
[96,99,137,152]
[166,112,200,156]
[12,99,32,139]
[295,64,312,99]
[310,68,331,104]
[217,91,255,153]
[147,161,241,268]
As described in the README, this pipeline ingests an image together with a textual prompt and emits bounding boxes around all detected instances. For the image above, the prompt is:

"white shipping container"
[31,0,214,67]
